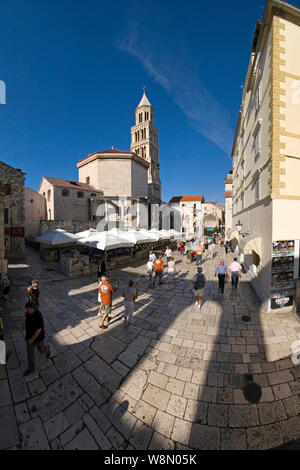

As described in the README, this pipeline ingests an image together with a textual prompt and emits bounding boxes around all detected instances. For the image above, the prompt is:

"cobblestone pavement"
[1,246,300,450]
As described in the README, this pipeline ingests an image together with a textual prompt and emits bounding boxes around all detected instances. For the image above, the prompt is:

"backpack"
[194,273,205,290]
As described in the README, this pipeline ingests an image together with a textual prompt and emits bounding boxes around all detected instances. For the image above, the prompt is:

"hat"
[197,267,203,273]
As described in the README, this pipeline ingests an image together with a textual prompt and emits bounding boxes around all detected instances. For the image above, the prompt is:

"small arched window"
[77,191,84,198]
[62,189,69,197]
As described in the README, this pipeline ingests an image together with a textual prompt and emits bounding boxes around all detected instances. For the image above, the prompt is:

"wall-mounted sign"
[271,240,295,309]
[271,290,294,309]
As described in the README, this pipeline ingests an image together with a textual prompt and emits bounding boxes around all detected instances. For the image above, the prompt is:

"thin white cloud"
[116,5,234,156]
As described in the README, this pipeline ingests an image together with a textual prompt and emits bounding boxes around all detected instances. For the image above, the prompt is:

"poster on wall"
[272,256,294,273]
[272,240,294,257]
[271,240,295,310]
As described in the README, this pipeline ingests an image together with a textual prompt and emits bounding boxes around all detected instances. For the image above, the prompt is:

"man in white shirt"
[149,251,156,263]
[165,247,172,263]
[228,257,243,289]
[146,258,154,287]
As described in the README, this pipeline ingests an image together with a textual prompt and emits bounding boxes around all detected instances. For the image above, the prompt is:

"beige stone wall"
[78,159,100,190]
[232,6,300,311]
[131,160,148,197]
[24,188,47,239]
[39,178,54,220]
[274,16,300,199]
[39,178,95,222]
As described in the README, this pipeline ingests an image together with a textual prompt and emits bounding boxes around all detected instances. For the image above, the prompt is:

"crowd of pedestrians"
[0,233,243,376]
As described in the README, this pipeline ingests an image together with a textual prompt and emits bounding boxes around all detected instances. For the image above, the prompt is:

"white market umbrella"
[72,228,97,239]
[139,228,160,241]
[76,231,134,251]
[35,229,76,246]
[169,229,182,239]
[157,230,170,240]
[109,228,155,244]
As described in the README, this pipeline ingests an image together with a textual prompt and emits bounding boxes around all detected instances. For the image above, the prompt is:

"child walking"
[122,280,138,326]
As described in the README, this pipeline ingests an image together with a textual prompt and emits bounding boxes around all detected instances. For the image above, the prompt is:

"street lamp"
[236,220,243,233]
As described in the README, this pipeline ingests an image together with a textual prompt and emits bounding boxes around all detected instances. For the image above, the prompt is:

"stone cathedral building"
[34,90,162,234]
[130,90,161,203]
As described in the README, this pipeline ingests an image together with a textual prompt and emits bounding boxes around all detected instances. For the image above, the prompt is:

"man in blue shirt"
[215,259,228,294]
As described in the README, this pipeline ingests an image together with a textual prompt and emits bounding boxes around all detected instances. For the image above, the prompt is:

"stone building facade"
[38,177,103,222]
[231,0,300,312]
[77,150,149,198]
[130,90,161,203]
[169,196,205,240]
[24,187,47,239]
[224,171,233,237]
[0,186,6,272]
[201,202,225,230]
[0,161,25,259]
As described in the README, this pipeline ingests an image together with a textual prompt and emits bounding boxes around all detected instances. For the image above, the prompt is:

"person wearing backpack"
[192,267,206,310]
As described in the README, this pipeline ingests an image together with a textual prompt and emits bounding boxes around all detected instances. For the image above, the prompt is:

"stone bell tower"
[130,88,161,203]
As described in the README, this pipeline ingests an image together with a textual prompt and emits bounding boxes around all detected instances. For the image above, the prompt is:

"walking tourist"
[215,259,228,294]
[0,272,10,301]
[99,276,119,329]
[224,241,229,255]
[146,257,154,287]
[23,301,50,377]
[165,246,172,263]
[210,242,216,260]
[153,254,164,287]
[195,247,203,266]
[97,255,106,281]
[229,257,243,289]
[167,256,178,289]
[149,250,156,263]
[28,279,40,308]
[208,243,213,260]
[192,267,206,310]
[97,275,105,317]
[122,280,138,326]
[177,241,181,253]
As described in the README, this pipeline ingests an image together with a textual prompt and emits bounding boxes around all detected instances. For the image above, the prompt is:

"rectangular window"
[4,208,9,225]
[254,131,261,161]
[241,162,245,181]
[254,178,260,201]
[255,81,262,112]
[86,177,90,185]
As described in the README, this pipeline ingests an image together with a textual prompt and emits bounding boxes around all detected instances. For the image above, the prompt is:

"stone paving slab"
[1,247,300,450]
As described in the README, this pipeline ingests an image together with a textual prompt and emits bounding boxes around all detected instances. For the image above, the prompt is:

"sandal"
[99,324,107,329]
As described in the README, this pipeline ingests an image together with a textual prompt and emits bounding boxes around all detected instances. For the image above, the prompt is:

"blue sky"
[1,0,300,203]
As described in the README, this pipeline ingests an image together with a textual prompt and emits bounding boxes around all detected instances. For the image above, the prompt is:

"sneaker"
[23,369,35,377]
[197,304,201,309]
[195,302,198,306]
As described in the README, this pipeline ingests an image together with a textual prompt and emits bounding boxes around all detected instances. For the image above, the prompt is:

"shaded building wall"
[0,162,25,259]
